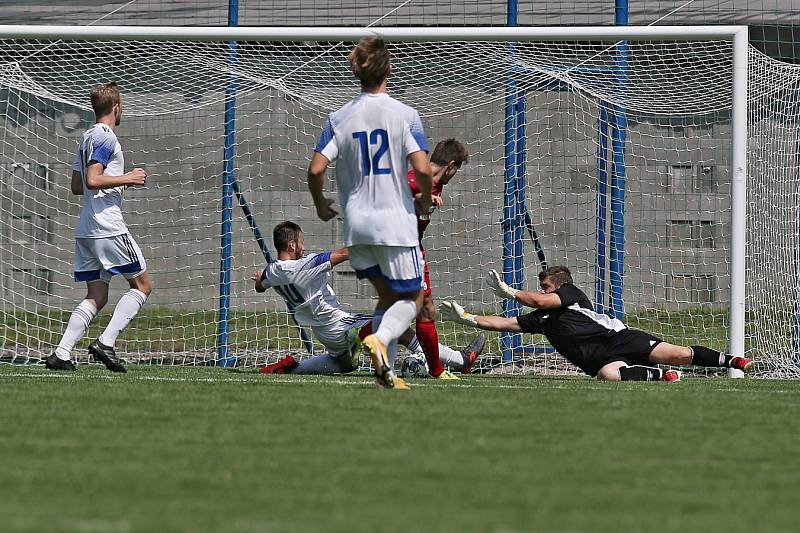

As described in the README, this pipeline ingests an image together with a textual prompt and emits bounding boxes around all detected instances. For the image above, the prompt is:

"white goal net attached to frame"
[1,25,796,378]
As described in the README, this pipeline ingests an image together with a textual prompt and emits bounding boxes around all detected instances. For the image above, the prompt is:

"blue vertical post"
[596,102,609,314]
[510,87,527,358]
[501,0,521,361]
[217,0,238,367]
[609,0,629,320]
[502,79,521,362]
[514,93,527,297]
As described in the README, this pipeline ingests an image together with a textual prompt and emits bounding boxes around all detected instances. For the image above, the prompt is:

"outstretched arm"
[329,247,349,267]
[439,301,522,332]
[475,314,523,332]
[307,152,338,221]
[514,290,561,309]
[486,270,562,309]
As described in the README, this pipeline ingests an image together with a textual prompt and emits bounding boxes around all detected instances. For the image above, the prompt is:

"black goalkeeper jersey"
[516,283,629,373]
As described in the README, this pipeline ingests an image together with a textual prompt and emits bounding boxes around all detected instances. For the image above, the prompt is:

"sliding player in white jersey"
[308,36,433,389]
[253,221,485,375]
[45,82,152,373]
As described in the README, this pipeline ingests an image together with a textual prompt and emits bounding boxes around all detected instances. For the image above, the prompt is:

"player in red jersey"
[407,139,485,379]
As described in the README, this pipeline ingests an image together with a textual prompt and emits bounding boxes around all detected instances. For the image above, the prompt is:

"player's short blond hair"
[348,36,390,90]
[90,82,120,118]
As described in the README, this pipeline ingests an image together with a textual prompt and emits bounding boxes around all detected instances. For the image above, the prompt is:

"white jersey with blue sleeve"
[71,123,128,238]
[315,92,428,247]
[259,252,351,331]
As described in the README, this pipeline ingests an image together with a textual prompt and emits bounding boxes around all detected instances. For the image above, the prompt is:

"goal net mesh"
[0,35,798,378]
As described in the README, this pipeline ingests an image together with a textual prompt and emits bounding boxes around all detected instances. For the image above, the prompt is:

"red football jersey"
[407,169,443,248]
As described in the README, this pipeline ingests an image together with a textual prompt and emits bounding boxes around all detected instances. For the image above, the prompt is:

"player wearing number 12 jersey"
[308,36,433,389]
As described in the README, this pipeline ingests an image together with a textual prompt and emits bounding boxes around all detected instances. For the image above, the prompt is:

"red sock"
[358,323,373,340]
[416,319,444,377]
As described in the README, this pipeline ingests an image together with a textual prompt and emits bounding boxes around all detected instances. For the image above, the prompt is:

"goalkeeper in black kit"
[440,265,754,381]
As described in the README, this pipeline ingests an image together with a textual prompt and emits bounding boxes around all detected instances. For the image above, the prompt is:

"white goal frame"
[0,25,749,376]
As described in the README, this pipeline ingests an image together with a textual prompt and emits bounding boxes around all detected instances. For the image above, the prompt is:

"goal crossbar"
[0,24,747,43]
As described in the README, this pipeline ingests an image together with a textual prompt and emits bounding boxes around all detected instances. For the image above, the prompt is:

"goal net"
[0,26,797,378]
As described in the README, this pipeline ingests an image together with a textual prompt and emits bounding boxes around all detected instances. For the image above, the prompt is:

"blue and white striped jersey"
[315,92,428,247]
[71,123,128,238]
[259,252,350,330]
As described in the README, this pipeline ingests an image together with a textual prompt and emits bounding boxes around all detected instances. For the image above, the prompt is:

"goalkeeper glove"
[486,269,518,300]
[439,301,478,326]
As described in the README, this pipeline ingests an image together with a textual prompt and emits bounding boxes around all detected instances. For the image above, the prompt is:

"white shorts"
[349,244,424,293]
[313,313,372,356]
[74,233,147,283]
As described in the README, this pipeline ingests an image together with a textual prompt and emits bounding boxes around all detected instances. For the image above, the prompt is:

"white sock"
[407,335,421,352]
[374,300,417,346]
[437,344,465,368]
[412,342,463,368]
[55,300,98,360]
[98,289,147,347]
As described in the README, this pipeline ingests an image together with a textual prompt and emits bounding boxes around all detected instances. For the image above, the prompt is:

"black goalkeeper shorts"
[580,329,663,376]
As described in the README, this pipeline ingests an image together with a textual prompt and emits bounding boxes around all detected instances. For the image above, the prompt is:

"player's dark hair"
[430,139,469,168]
[348,36,391,90]
[539,265,573,288]
[273,221,303,252]
[90,82,120,118]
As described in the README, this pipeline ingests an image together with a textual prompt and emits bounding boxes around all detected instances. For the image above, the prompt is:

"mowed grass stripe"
[1,365,798,533]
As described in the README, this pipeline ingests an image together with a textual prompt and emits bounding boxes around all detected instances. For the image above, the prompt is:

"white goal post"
[0,25,772,376]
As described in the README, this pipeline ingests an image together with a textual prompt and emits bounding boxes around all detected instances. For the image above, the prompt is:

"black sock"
[618,365,663,381]
[690,346,728,367]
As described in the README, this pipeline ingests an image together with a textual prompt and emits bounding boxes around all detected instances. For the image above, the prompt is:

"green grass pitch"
[1,365,798,533]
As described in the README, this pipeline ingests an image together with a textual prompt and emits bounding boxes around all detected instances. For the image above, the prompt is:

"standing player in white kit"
[307,37,433,389]
[45,82,152,372]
